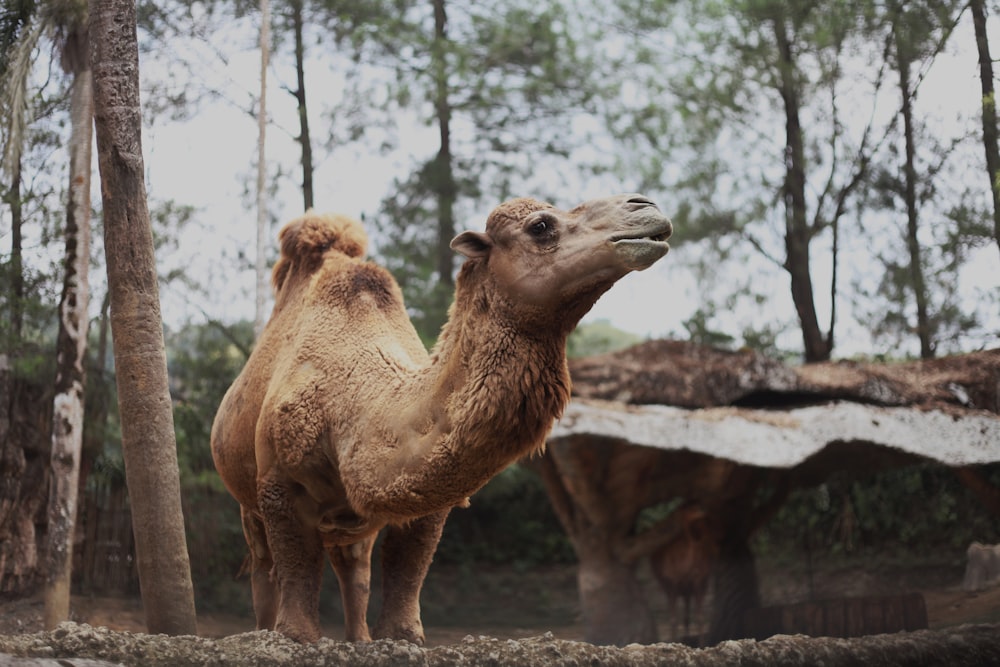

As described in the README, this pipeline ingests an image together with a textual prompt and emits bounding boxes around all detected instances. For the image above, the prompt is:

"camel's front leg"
[258,475,325,642]
[326,535,376,642]
[373,508,450,644]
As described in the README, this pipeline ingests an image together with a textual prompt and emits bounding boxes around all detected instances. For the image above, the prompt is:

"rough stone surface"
[558,342,1000,471]
[550,399,1000,468]
[2,623,1000,666]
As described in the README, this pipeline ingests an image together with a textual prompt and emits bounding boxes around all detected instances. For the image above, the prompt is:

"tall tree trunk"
[7,158,24,340]
[895,32,933,359]
[290,0,313,211]
[89,0,197,635]
[970,0,1000,259]
[772,14,829,363]
[44,26,93,628]
[431,0,456,289]
[254,0,271,338]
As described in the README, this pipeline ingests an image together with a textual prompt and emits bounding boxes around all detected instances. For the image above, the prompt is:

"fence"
[75,479,138,594]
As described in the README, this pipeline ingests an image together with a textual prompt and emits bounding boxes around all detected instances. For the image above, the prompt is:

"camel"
[650,504,719,643]
[210,193,673,644]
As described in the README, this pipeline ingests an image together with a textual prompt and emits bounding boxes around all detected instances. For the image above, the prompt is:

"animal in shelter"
[650,504,719,642]
[211,194,673,643]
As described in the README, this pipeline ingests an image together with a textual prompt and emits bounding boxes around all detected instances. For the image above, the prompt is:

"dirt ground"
[2,558,999,647]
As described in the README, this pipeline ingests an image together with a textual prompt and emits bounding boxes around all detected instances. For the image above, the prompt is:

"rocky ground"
[3,560,1000,666]
[3,622,1000,666]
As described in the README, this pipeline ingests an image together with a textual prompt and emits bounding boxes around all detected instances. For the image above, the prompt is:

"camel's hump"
[279,211,368,259]
[272,211,368,293]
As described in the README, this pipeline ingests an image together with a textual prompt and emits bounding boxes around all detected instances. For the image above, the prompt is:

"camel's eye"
[527,214,556,240]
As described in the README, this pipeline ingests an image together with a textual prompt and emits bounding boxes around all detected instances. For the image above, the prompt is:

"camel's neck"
[350,276,573,521]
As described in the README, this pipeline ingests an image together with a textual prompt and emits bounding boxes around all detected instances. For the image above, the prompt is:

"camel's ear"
[451,230,493,258]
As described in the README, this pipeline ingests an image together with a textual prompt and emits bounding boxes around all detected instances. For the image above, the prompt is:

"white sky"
[138,7,998,359]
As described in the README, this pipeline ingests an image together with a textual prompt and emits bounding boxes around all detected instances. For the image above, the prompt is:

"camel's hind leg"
[241,507,278,631]
[373,509,450,644]
[257,475,325,642]
[326,535,376,642]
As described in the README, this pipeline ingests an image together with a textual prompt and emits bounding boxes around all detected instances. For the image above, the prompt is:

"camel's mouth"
[610,218,673,244]
[610,219,673,270]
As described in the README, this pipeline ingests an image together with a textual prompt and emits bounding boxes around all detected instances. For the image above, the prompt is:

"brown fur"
[651,505,719,643]
[211,196,672,643]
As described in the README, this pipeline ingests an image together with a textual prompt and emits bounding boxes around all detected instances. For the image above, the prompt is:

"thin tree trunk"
[255,0,271,338]
[7,158,24,340]
[970,0,1000,259]
[896,32,933,359]
[89,0,197,635]
[773,14,829,363]
[431,0,456,289]
[44,28,93,627]
[290,0,313,211]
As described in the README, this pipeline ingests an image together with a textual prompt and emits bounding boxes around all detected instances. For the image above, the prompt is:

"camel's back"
[211,212,427,507]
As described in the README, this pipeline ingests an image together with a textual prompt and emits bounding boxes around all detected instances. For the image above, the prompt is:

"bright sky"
[139,8,999,360]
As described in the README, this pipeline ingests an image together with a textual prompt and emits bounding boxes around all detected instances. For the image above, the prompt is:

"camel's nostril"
[626,196,656,209]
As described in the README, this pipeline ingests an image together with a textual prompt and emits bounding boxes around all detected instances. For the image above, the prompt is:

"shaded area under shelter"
[534,341,1000,646]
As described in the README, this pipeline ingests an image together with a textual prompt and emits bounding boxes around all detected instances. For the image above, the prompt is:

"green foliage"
[567,319,642,359]
[165,319,255,606]
[371,0,602,338]
[372,159,480,344]
[435,464,576,569]
[682,308,736,349]
[754,464,1000,562]
[166,320,254,485]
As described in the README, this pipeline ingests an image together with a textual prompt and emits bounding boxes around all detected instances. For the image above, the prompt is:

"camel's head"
[450,193,672,314]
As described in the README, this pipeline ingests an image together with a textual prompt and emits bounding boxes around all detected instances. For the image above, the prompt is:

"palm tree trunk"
[90,0,197,635]
[44,26,93,627]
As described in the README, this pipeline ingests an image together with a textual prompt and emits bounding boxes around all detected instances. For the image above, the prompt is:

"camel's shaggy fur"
[211,194,672,644]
